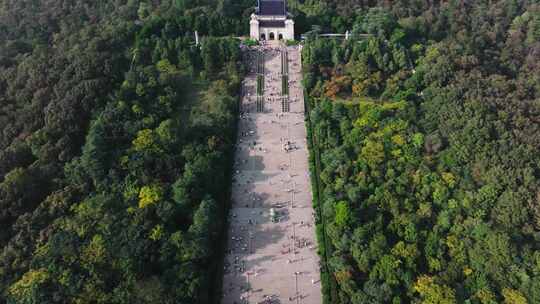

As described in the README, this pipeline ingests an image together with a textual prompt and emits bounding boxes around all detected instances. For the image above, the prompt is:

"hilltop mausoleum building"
[250,0,294,41]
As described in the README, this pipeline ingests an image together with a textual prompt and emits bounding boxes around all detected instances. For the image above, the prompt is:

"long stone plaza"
[221,42,322,304]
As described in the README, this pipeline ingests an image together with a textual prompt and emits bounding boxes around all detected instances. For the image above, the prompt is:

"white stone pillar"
[285,19,295,40]
[250,14,259,40]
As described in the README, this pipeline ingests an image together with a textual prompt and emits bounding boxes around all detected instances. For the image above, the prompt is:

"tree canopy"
[303,1,540,303]
[1,0,539,303]
[0,1,245,302]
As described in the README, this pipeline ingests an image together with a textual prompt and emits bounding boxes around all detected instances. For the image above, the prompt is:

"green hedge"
[257,74,264,95]
[304,93,339,304]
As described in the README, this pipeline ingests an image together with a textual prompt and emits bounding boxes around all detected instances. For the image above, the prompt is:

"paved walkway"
[222,42,322,304]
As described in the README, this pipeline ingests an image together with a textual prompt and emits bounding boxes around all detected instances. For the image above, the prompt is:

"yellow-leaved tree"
[9,268,49,302]
[139,184,163,208]
[414,275,456,304]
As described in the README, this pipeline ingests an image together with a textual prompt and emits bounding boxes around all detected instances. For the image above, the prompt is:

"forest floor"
[221,42,322,304]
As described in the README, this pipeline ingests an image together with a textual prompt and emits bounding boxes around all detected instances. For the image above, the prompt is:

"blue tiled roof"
[258,0,285,15]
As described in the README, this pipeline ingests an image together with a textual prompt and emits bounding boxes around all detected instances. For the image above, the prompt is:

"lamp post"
[246,270,251,303]
[292,222,296,256]
[249,230,253,254]
[294,271,300,304]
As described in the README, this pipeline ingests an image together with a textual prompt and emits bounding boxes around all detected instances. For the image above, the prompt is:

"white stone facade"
[249,14,294,41]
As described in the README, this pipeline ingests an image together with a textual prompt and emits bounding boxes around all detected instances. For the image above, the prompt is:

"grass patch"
[257,75,264,95]
[282,75,288,96]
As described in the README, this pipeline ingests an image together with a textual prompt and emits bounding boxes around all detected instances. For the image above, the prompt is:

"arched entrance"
[269,32,275,40]
[278,33,283,40]
[260,33,266,40]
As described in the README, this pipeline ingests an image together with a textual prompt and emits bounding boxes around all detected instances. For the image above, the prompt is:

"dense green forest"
[0,0,251,302]
[303,1,540,304]
[1,0,540,303]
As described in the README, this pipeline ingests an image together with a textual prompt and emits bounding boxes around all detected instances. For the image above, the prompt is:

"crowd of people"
[223,42,320,304]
